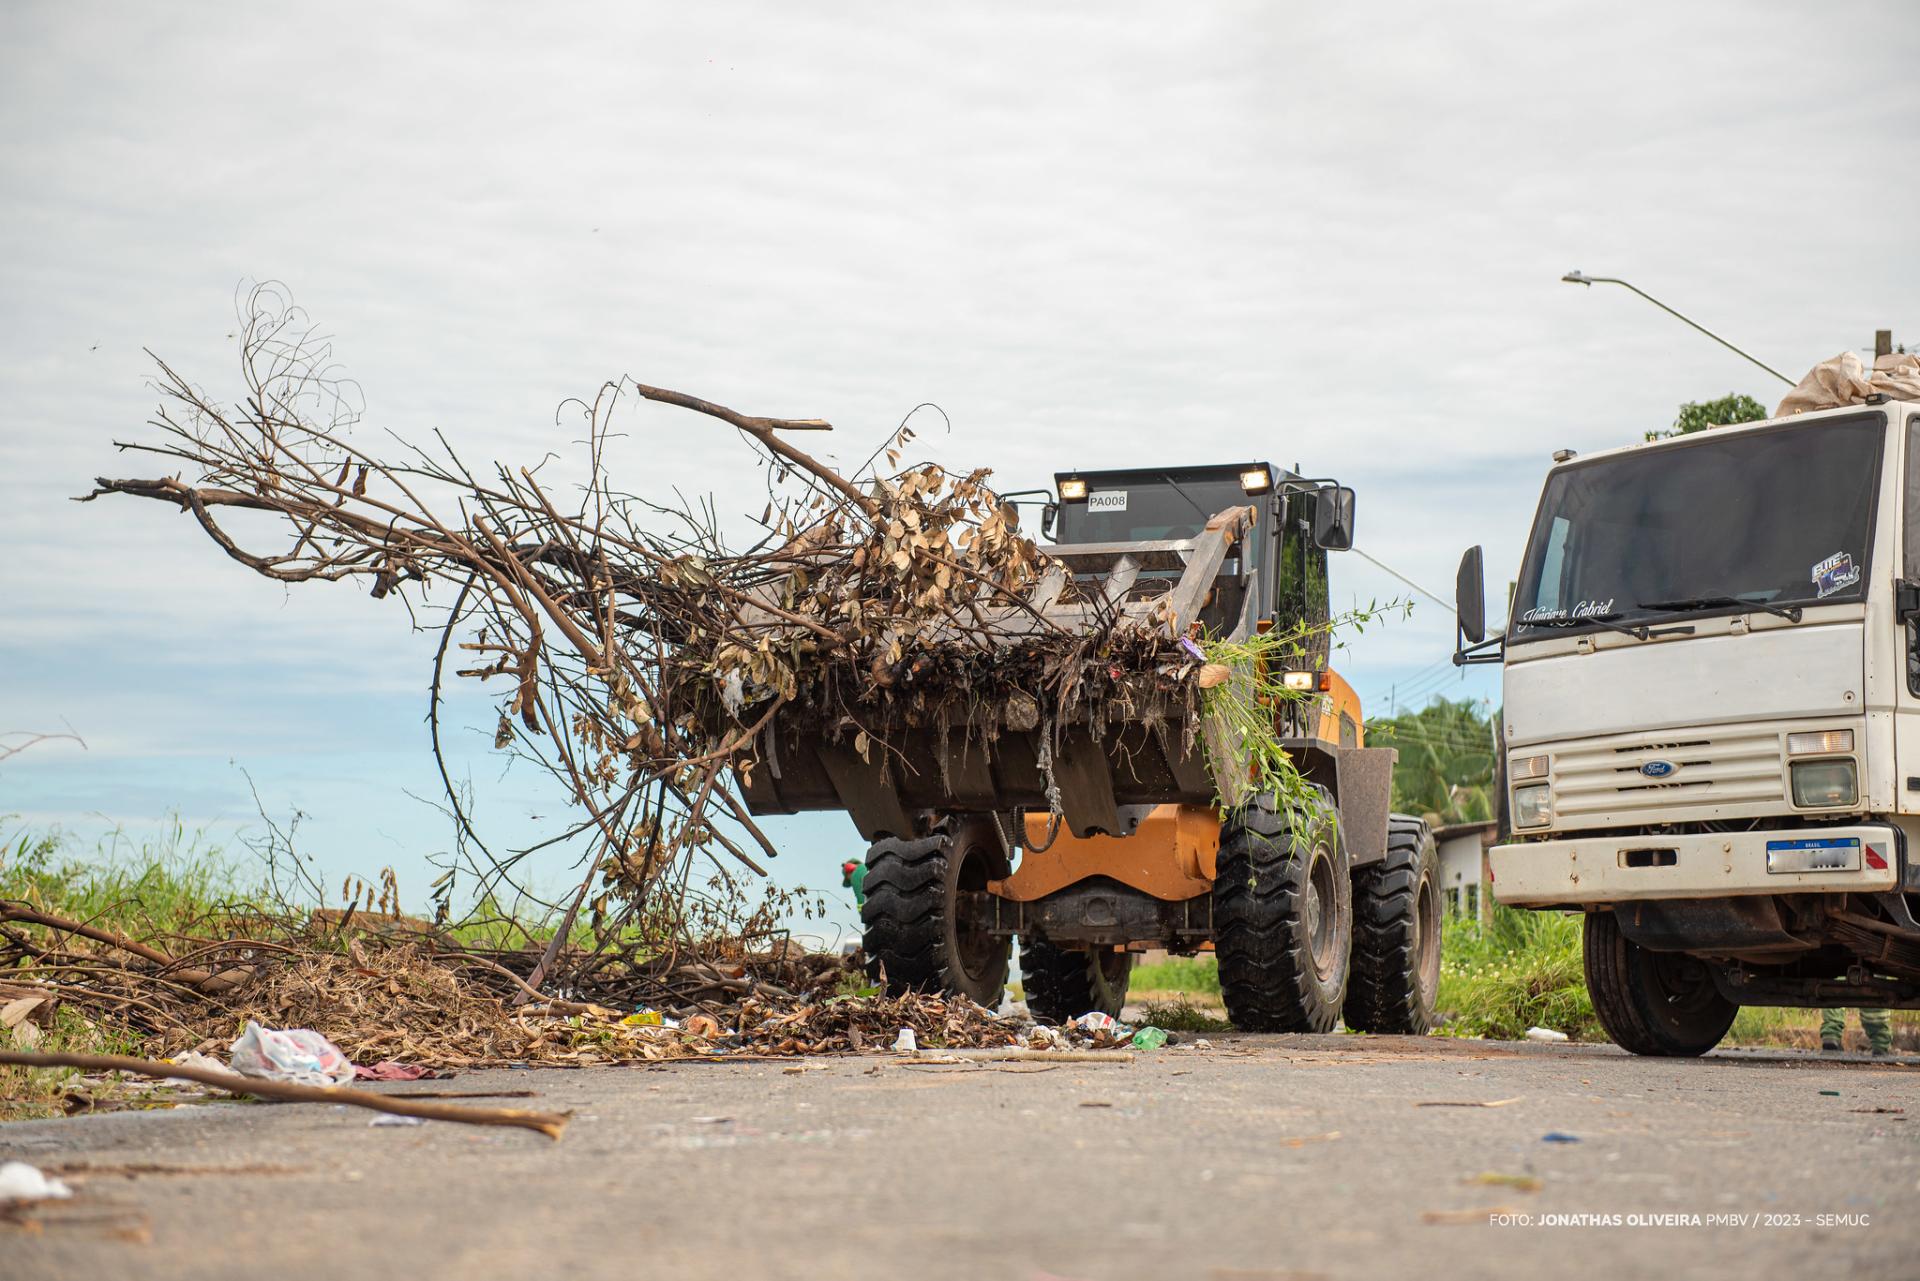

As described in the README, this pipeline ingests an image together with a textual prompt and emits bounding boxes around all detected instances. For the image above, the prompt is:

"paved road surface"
[5,1035,1917,1280]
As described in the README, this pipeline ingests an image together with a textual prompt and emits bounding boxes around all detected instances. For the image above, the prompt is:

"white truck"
[1454,392,1920,1055]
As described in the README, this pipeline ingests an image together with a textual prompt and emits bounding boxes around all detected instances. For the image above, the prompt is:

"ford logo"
[1640,760,1677,779]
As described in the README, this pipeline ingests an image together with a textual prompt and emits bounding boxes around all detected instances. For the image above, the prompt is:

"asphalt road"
[4,1034,1917,1280]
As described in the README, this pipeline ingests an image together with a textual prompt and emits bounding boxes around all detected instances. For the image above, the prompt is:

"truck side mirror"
[1041,502,1059,539]
[1456,545,1487,645]
[1311,486,1355,550]
[1898,580,1920,625]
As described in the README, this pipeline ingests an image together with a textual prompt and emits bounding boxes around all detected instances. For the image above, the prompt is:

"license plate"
[1766,837,1861,874]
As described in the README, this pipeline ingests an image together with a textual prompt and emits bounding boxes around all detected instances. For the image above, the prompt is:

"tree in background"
[1645,392,1769,441]
[1369,697,1495,825]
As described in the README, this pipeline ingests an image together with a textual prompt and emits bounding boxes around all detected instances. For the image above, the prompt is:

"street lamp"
[1561,270,1795,386]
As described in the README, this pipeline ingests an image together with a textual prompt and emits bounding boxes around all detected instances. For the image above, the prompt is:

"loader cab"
[1049,462,1346,647]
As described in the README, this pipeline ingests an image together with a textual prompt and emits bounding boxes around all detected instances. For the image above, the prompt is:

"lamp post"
[1561,271,1795,386]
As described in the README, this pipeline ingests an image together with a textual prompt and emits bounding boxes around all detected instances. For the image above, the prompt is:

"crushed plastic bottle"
[1524,1026,1569,1043]
[1127,1026,1169,1051]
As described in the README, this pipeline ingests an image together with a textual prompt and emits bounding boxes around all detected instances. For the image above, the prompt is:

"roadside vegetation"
[1,823,242,1119]
[1133,906,1920,1049]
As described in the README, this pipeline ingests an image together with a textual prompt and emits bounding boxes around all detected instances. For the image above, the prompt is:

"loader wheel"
[1212,785,1351,1032]
[1344,814,1442,1034]
[861,816,1010,1007]
[1583,910,1737,1057]
[1020,937,1133,1022]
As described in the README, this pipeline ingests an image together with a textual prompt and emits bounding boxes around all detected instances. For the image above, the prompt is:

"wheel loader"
[739,462,1442,1032]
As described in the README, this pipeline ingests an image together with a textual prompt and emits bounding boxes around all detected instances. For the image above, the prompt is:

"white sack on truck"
[1776,351,1920,418]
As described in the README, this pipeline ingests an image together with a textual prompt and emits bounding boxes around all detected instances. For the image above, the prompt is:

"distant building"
[1432,819,1499,922]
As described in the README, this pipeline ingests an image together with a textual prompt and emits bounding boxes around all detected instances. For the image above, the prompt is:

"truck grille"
[1550,725,1785,827]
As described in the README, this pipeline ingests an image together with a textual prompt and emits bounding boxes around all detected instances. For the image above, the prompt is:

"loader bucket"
[734,508,1258,840]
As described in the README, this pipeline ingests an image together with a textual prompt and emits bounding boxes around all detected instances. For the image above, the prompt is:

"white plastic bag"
[229,1020,355,1087]
[0,1162,71,1203]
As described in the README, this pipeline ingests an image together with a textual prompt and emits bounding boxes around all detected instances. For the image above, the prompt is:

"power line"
[1350,547,1455,616]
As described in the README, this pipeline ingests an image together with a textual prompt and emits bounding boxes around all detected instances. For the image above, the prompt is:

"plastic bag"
[229,1020,355,1087]
[0,1162,71,1203]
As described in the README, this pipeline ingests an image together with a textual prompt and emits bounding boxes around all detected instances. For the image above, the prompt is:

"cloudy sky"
[2,2,1914,930]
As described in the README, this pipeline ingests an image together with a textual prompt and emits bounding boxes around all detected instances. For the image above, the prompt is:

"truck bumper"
[1490,824,1902,907]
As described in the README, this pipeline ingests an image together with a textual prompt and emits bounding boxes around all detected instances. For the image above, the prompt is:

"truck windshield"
[1510,414,1884,640]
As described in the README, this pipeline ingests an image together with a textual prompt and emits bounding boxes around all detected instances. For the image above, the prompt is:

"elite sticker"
[1812,551,1859,599]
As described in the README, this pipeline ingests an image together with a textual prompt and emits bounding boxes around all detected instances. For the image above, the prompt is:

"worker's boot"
[1819,1008,1845,1053]
[1861,1009,1894,1057]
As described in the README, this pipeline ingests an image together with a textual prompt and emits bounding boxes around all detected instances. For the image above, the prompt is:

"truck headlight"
[1791,759,1858,808]
[1513,784,1552,828]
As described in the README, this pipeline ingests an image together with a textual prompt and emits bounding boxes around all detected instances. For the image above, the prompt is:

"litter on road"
[0,1162,73,1203]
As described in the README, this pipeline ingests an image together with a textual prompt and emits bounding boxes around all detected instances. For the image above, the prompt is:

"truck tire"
[1583,909,1737,1057]
[1344,814,1442,1034]
[1212,785,1351,1032]
[861,816,1010,1007]
[1020,937,1133,1022]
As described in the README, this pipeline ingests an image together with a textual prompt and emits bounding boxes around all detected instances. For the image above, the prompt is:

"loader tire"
[1343,814,1442,1034]
[1583,909,1737,1057]
[861,816,1010,1007]
[1212,785,1351,1033]
[1020,937,1133,1022]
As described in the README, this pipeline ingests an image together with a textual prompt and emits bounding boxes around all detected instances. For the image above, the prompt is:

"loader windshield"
[1055,474,1253,546]
[1510,413,1884,641]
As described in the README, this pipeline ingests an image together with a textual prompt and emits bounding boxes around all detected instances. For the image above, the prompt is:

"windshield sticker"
[1518,599,1614,625]
[1812,551,1860,599]
[1086,491,1127,513]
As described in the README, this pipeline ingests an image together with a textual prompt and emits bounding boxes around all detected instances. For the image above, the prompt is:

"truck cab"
[1457,397,1920,1055]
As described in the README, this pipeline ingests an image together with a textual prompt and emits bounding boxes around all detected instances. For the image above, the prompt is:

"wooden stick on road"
[0,1050,572,1140]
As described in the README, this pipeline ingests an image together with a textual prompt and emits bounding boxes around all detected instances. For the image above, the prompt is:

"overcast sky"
[2,2,1914,931]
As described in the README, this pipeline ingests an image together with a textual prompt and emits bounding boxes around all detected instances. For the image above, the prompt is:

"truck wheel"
[1213,785,1351,1032]
[1020,937,1133,1022]
[1344,814,1442,1034]
[861,816,1010,1007]
[1583,910,1737,1057]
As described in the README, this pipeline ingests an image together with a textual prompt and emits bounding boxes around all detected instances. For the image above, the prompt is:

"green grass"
[1130,955,1221,996]
[0,820,265,1120]
[1435,907,1599,1041]
[3,820,259,939]
[1134,996,1230,1033]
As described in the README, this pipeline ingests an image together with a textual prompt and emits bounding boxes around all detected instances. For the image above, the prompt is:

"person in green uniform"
[841,859,867,909]
[1820,1007,1893,1055]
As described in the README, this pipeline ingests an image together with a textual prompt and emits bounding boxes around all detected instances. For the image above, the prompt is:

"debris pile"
[75,286,1288,979]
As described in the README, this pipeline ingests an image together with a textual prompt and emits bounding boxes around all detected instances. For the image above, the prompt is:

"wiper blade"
[1515,613,1650,641]
[1637,595,1804,624]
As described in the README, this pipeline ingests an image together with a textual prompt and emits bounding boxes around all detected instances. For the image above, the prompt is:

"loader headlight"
[1791,759,1858,808]
[1513,783,1553,829]
[1238,468,1273,494]
[1058,478,1088,501]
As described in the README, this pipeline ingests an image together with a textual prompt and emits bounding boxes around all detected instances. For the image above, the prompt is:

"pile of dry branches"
[0,896,1032,1068]
[79,285,1200,977]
